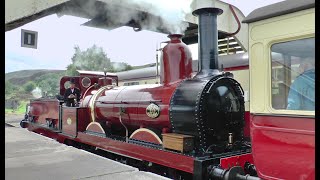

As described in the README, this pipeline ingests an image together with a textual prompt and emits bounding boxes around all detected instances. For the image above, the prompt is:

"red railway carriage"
[21,0,315,179]
[242,0,315,179]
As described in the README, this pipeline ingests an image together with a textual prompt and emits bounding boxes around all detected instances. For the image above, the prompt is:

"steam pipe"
[193,7,223,76]
[156,44,159,79]
[119,114,128,142]
[156,52,159,78]
[224,5,241,37]
[156,41,168,82]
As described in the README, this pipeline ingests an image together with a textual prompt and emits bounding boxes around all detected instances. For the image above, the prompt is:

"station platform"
[5,115,170,180]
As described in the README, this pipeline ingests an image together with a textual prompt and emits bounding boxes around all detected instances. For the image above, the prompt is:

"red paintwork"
[98,77,112,86]
[60,76,94,98]
[77,108,91,132]
[244,111,250,138]
[27,121,255,175]
[220,153,253,170]
[250,114,315,180]
[76,132,194,173]
[30,100,59,127]
[224,65,249,71]
[90,34,193,143]
[80,73,118,86]
[59,74,118,99]
[61,107,91,136]
[160,34,193,85]
[61,107,77,137]
[26,122,194,173]
[94,83,178,134]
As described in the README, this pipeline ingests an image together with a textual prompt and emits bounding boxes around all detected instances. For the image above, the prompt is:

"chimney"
[193,7,223,77]
[160,34,193,85]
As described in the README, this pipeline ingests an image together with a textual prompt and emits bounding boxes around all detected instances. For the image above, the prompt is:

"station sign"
[21,29,38,49]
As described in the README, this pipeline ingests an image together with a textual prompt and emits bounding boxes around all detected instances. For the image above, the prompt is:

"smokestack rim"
[192,7,223,16]
[167,34,183,39]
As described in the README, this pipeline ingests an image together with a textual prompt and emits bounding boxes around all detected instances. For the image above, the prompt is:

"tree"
[66,45,134,74]
[125,64,133,71]
[65,64,79,76]
[5,81,17,99]
[111,62,133,72]
[67,45,113,72]
[5,81,16,94]
[23,81,36,93]
[34,72,63,96]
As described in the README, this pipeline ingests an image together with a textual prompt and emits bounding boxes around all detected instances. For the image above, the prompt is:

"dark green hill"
[5,64,155,85]
[5,69,65,85]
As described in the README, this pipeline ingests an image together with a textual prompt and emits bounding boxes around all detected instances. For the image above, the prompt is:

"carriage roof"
[116,53,249,81]
[242,0,315,23]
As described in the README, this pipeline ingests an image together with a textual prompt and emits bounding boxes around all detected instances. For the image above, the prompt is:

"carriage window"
[271,38,315,111]
[124,82,139,86]
[112,79,117,86]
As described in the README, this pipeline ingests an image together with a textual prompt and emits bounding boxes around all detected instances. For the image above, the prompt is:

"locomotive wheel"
[129,128,163,144]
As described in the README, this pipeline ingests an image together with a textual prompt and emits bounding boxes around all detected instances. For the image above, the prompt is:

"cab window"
[271,37,314,111]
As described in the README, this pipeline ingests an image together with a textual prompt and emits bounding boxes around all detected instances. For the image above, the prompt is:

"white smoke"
[112,62,127,72]
[87,0,193,34]
[133,0,192,34]
[32,87,42,99]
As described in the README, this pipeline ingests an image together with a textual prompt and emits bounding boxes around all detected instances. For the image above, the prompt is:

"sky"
[5,0,284,73]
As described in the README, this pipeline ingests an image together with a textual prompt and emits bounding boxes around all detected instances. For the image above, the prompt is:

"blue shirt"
[287,69,315,111]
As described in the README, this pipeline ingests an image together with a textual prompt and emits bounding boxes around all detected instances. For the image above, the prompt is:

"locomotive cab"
[57,70,118,105]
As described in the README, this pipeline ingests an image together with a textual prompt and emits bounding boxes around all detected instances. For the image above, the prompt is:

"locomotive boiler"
[22,5,259,180]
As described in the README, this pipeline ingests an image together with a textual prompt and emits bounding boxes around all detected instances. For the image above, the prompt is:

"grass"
[5,100,28,115]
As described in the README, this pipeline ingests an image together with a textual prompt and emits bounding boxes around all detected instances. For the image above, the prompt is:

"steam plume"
[81,0,193,34]
[32,87,42,98]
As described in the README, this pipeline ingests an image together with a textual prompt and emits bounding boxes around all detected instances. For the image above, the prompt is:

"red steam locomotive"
[20,1,315,179]
[21,7,255,179]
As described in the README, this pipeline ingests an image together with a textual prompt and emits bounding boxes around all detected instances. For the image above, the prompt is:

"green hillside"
[5,64,155,85]
[5,69,65,85]
[5,69,66,115]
